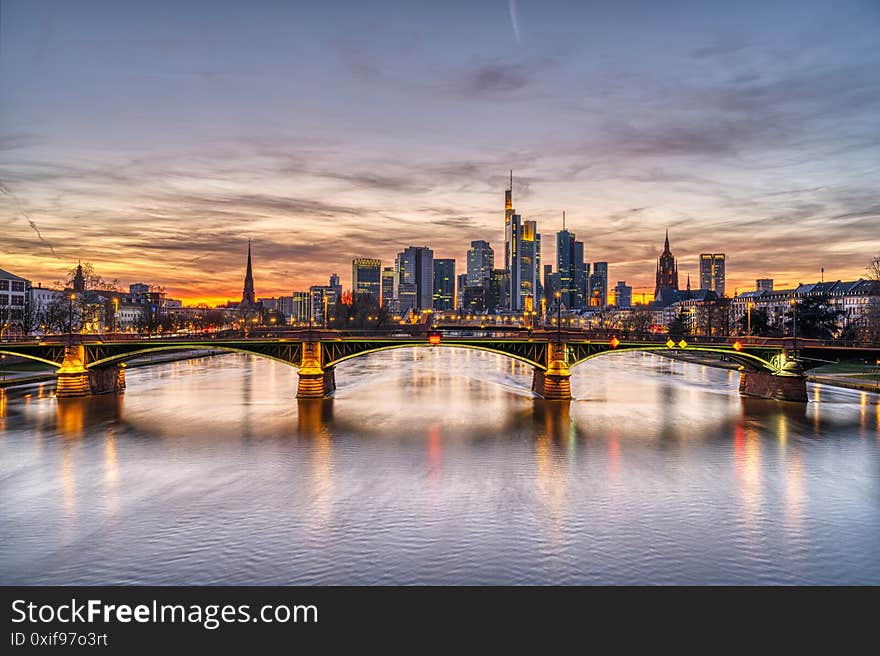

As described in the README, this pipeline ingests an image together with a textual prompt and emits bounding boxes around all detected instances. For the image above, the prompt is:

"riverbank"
[0,349,227,389]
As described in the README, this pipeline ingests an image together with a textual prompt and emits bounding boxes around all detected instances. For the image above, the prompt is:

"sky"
[1,0,878,305]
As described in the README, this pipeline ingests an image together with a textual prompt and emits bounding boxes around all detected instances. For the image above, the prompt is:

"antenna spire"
[562,210,566,231]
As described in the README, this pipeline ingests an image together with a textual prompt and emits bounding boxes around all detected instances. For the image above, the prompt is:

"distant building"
[432,259,455,311]
[590,262,608,307]
[613,281,632,309]
[654,230,679,305]
[329,273,342,302]
[699,253,726,297]
[0,268,30,329]
[456,273,467,311]
[466,240,494,288]
[756,278,774,291]
[396,246,434,312]
[731,279,880,334]
[352,258,382,300]
[381,267,395,308]
[309,286,337,327]
[278,291,310,324]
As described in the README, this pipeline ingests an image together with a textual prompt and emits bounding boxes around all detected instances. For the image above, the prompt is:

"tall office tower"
[397,246,434,312]
[466,240,494,288]
[432,259,456,311]
[381,267,395,307]
[456,273,468,310]
[489,268,505,313]
[699,253,726,297]
[613,281,632,308]
[574,240,587,309]
[756,278,774,291]
[589,262,608,307]
[535,232,543,305]
[329,273,342,302]
[556,213,585,309]
[352,258,382,300]
[543,264,554,301]
[654,230,679,302]
[518,219,539,311]
[504,171,523,310]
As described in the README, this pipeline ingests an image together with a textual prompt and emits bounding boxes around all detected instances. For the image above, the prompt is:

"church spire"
[242,239,255,306]
[663,228,670,255]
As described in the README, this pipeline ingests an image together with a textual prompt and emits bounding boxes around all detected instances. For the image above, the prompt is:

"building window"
[0,294,8,305]
[12,295,24,306]
[11,281,25,292]
[0,280,8,290]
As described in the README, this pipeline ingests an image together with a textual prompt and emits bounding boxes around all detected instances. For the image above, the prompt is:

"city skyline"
[2,0,879,304]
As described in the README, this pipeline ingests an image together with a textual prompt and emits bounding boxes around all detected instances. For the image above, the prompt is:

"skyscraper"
[381,267,395,307]
[466,240,494,288]
[396,246,434,312]
[504,171,523,310]
[519,219,539,311]
[432,259,456,311]
[699,253,726,297]
[590,262,608,307]
[556,214,584,309]
[654,230,679,304]
[352,258,381,300]
[613,281,632,308]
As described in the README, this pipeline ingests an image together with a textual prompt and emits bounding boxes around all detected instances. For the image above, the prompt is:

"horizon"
[2,0,878,304]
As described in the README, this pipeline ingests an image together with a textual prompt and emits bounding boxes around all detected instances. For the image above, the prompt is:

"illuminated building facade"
[590,261,608,307]
[433,259,456,311]
[699,253,726,297]
[352,258,382,300]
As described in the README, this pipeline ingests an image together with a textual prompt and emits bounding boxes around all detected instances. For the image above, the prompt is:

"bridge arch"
[0,348,63,369]
[322,341,547,370]
[566,344,779,373]
[84,343,302,369]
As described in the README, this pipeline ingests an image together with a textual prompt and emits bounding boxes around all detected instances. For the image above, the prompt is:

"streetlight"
[790,298,798,352]
[555,291,562,340]
[746,301,753,337]
[112,297,119,334]
[68,293,76,341]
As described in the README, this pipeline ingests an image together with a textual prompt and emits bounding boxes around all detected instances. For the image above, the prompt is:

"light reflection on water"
[1,349,879,585]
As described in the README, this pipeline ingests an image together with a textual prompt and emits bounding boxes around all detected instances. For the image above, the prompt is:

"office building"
[699,253,726,297]
[352,258,382,300]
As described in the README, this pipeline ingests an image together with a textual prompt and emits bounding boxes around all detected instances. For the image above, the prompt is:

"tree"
[736,307,773,336]
[623,306,654,337]
[667,306,690,338]
[785,295,843,340]
[335,294,389,331]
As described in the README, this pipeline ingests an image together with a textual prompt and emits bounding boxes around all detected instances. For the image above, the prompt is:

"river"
[1,349,878,584]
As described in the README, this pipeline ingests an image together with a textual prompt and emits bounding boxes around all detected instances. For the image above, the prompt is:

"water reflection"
[1,350,879,585]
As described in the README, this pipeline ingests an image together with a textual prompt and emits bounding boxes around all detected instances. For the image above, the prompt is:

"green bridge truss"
[0,338,782,373]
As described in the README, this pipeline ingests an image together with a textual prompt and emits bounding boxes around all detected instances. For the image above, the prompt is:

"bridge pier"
[739,371,807,402]
[532,341,572,401]
[56,345,126,397]
[297,341,334,398]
